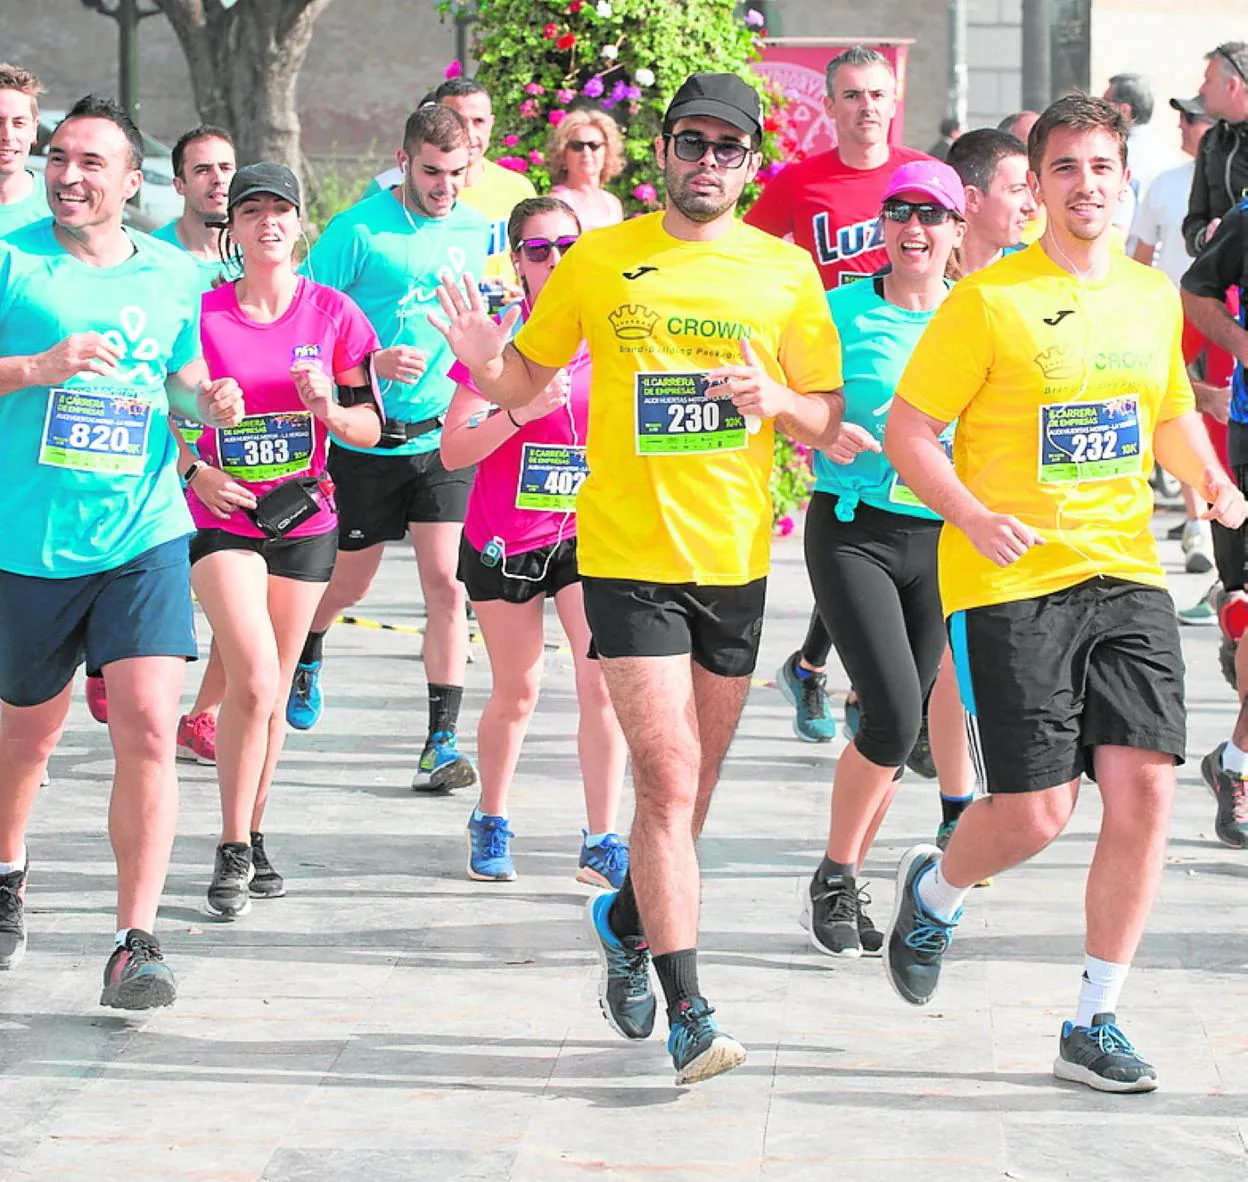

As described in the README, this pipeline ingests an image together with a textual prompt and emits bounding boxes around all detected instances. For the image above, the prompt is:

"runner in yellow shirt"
[881,95,1247,1093]
[430,73,843,1085]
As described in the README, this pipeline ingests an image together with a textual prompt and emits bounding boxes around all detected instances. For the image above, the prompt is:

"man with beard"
[287,105,488,793]
[429,73,843,1084]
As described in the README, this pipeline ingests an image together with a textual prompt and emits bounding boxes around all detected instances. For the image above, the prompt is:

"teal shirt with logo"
[813,277,951,522]
[0,220,202,577]
[304,190,489,454]
[150,219,241,293]
[0,171,52,241]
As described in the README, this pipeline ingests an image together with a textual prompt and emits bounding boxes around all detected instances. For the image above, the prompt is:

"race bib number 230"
[635,372,747,456]
[1038,397,1142,484]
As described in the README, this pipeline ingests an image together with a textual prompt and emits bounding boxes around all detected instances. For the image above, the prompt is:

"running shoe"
[1164,519,1186,541]
[249,832,286,898]
[1177,582,1219,627]
[667,997,746,1085]
[584,891,655,1040]
[286,659,323,730]
[1181,519,1214,575]
[577,831,629,890]
[800,870,860,958]
[905,715,937,779]
[843,694,861,741]
[1200,743,1248,848]
[413,731,477,793]
[176,711,217,764]
[100,929,176,1010]
[776,652,837,742]
[466,812,516,881]
[855,882,884,956]
[203,842,253,919]
[884,844,960,1006]
[85,675,108,724]
[0,862,27,971]
[1053,1012,1157,1093]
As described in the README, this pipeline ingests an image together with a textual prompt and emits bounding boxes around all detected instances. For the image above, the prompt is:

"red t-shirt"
[744,145,931,290]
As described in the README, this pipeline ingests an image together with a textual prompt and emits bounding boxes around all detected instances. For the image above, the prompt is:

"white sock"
[115,928,131,947]
[1222,739,1248,775]
[915,859,971,922]
[0,845,26,876]
[1075,955,1129,1027]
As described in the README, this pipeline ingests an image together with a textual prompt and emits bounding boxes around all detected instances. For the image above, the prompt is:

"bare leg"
[930,648,975,794]
[307,543,385,635]
[690,665,750,837]
[408,522,468,688]
[825,743,900,866]
[188,637,226,718]
[470,596,546,817]
[555,582,626,834]
[0,685,72,862]
[103,656,185,932]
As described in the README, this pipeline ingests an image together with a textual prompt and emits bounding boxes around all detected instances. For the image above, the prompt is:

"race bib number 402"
[39,387,153,477]
[218,412,314,482]
[635,372,747,456]
[1038,397,1142,484]
[515,443,587,511]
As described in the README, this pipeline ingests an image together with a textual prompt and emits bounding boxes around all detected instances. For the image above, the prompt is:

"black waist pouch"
[250,478,322,539]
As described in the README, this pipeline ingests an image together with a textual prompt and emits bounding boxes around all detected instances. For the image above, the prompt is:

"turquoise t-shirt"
[0,219,201,577]
[150,219,241,293]
[0,171,52,240]
[304,190,489,454]
[813,277,951,522]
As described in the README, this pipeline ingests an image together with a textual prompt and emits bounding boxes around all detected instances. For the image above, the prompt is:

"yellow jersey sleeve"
[895,281,993,424]
[778,262,844,395]
[1158,284,1196,423]
[513,246,583,370]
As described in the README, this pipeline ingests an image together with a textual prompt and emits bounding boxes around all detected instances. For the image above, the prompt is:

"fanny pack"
[375,414,444,449]
[250,477,328,539]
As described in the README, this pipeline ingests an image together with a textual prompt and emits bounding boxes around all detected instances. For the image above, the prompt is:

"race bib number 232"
[1038,397,1142,484]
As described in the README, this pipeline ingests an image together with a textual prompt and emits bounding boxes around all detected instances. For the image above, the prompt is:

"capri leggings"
[804,491,946,767]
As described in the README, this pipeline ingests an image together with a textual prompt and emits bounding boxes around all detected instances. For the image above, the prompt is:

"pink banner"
[753,39,914,156]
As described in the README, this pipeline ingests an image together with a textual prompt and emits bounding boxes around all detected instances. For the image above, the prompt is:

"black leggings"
[804,491,946,767]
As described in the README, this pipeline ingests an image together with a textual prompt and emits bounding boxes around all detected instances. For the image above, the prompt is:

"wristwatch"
[181,461,204,487]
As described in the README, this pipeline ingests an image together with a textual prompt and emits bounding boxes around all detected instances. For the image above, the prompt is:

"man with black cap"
[430,72,844,1084]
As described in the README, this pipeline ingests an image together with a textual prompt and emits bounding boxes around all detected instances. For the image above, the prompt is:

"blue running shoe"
[286,660,323,731]
[100,929,176,1011]
[584,891,655,1039]
[776,652,837,743]
[667,997,746,1085]
[1054,1012,1158,1093]
[413,731,478,793]
[842,694,861,741]
[466,812,515,881]
[884,843,961,1006]
[577,831,629,890]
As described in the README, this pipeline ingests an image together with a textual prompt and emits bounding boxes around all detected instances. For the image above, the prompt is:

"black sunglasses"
[1217,45,1248,85]
[517,235,579,263]
[881,201,961,226]
[568,139,605,152]
[665,131,752,169]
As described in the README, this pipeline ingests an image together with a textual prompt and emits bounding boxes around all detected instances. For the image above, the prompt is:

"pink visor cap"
[882,159,966,217]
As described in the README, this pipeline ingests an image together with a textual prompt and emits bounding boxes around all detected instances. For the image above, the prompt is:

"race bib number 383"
[39,387,153,477]
[635,372,747,456]
[218,412,314,482]
[1038,397,1142,484]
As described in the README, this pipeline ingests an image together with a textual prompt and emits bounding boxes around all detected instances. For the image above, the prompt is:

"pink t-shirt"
[451,341,591,557]
[190,278,378,538]
[550,184,623,231]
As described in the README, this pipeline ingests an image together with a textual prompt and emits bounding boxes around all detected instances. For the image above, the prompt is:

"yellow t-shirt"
[515,212,842,585]
[895,242,1194,616]
[461,160,537,284]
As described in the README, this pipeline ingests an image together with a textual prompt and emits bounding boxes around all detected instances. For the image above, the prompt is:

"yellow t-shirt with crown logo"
[514,212,842,585]
[895,242,1195,616]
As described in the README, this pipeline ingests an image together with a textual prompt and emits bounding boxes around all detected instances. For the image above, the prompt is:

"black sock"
[607,871,643,941]
[654,949,700,1013]
[817,856,855,883]
[427,683,463,737]
[300,629,326,666]
[940,793,973,825]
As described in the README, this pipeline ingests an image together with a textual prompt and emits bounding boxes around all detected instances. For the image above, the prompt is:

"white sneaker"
[1181,520,1214,574]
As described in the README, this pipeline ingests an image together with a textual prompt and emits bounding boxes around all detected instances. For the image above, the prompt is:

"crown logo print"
[609,303,659,341]
[1034,345,1079,382]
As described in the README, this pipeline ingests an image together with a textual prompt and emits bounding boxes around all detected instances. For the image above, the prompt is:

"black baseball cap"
[1169,95,1212,122]
[227,162,301,212]
[663,73,762,139]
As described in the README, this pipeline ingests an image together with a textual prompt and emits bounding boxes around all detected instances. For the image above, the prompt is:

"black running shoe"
[1053,1012,1158,1093]
[100,929,176,1010]
[905,715,937,779]
[0,863,27,971]
[203,842,253,919]
[800,870,861,957]
[249,832,286,898]
[585,891,656,1039]
[1201,743,1248,848]
[855,882,883,956]
[884,844,960,1006]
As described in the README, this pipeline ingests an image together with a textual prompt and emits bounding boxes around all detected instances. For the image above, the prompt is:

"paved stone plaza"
[1,507,1246,1181]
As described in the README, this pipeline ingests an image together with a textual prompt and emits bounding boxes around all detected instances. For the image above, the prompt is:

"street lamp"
[79,0,163,126]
